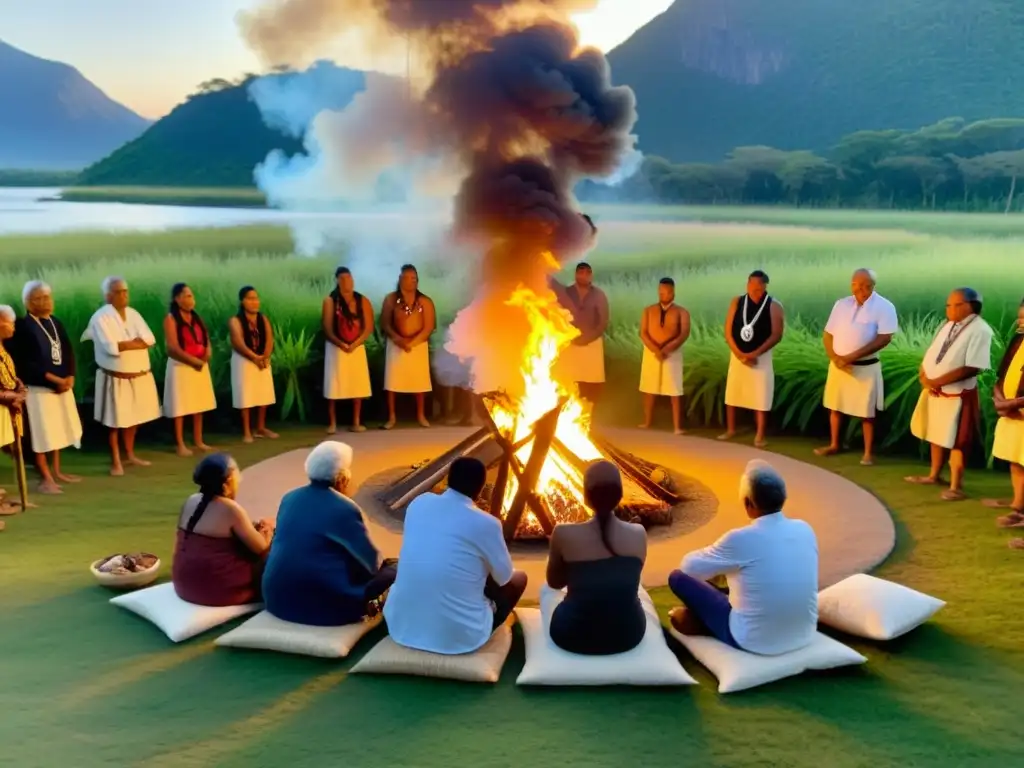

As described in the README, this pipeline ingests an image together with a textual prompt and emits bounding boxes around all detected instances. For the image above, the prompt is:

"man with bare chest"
[552,262,609,407]
[380,264,436,429]
[638,278,690,434]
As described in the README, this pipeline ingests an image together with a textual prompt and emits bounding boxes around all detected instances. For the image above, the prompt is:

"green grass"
[0,426,1020,767]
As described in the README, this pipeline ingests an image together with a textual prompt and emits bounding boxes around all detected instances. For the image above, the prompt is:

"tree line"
[580,117,1024,212]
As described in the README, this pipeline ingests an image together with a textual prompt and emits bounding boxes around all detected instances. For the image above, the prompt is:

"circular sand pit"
[236,426,896,600]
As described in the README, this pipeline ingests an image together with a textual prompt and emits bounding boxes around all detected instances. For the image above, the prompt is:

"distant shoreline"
[52,185,269,208]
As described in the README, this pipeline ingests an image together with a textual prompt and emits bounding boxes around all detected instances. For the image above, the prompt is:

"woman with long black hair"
[162,283,216,457]
[987,297,1024,531]
[544,460,648,655]
[172,453,274,606]
[322,267,374,433]
[228,286,278,443]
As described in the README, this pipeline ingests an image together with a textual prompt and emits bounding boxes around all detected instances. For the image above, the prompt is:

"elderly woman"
[988,297,1024,530]
[0,305,28,521]
[262,441,396,626]
[545,461,647,655]
[172,453,274,607]
[10,282,82,495]
[163,283,216,457]
[667,460,819,655]
[228,286,278,444]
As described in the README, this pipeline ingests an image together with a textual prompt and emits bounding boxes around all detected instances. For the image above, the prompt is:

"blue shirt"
[262,482,381,626]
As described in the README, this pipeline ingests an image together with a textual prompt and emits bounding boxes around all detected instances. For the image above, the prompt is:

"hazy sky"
[0,0,672,119]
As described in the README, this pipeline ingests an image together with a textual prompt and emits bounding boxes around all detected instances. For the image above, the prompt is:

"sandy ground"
[237,427,895,600]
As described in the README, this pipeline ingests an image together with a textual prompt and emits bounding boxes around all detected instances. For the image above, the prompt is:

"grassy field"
[56,186,268,207]
[0,427,1020,767]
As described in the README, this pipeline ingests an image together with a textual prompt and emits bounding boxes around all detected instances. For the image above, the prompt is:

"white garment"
[324,342,372,400]
[639,346,683,396]
[919,317,993,395]
[230,352,275,409]
[822,361,885,418]
[93,370,161,429]
[824,292,899,358]
[26,386,82,454]
[384,340,432,394]
[725,350,774,412]
[81,304,156,375]
[557,337,606,384]
[384,489,515,655]
[681,512,819,656]
[163,358,217,418]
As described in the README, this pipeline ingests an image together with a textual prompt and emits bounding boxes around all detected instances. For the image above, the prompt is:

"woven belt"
[850,358,879,367]
[99,368,150,380]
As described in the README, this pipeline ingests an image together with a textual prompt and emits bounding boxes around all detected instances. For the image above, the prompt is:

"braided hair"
[169,283,208,352]
[329,267,365,329]
[184,453,238,535]
[583,460,624,556]
[236,285,266,355]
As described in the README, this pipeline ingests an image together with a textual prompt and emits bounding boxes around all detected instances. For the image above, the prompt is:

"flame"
[484,256,603,535]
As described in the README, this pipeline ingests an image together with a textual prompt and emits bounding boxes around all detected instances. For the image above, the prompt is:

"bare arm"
[226,500,271,557]
[411,297,436,347]
[578,289,610,345]
[842,333,894,363]
[228,317,258,361]
[925,366,981,389]
[379,294,399,343]
[823,331,837,362]
[724,297,742,357]
[639,308,659,354]
[262,316,274,359]
[661,308,691,354]
[751,301,785,358]
[354,296,375,348]
[163,315,203,368]
[545,527,568,590]
[322,297,343,348]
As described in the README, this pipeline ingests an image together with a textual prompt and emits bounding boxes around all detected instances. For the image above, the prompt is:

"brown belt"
[99,367,151,380]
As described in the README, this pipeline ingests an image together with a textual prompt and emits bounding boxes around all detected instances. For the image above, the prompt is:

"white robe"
[324,342,372,400]
[725,350,774,412]
[384,341,432,394]
[639,346,683,396]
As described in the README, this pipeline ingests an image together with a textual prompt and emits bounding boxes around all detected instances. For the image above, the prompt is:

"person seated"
[172,453,273,607]
[384,456,528,654]
[546,460,647,655]
[667,459,818,655]
[263,441,396,626]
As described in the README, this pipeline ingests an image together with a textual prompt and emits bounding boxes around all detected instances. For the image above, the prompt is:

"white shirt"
[384,489,515,655]
[824,292,899,358]
[921,316,993,395]
[81,304,156,374]
[681,512,819,655]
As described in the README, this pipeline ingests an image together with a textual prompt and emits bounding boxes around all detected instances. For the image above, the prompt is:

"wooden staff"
[12,409,29,511]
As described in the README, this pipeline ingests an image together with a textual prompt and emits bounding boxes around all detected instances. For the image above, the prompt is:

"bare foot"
[242,434,255,444]
[815,445,840,457]
[0,502,21,516]
[996,511,1024,527]
[754,438,768,449]
[195,443,213,453]
[717,432,735,441]
[0,520,5,531]
[176,446,194,458]
[668,607,707,636]
[982,499,1017,509]
[380,420,395,430]
[940,488,966,502]
[326,425,337,435]
[110,465,125,477]
[905,476,939,485]
[350,424,367,433]
[860,456,875,466]
[55,473,81,483]
[37,479,62,495]
[637,423,651,429]
[418,417,431,428]
[258,429,279,440]
[1009,538,1024,550]
[127,456,152,467]
[674,428,686,436]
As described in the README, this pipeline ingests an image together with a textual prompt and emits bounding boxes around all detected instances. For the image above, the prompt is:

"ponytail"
[185,453,237,536]
[583,460,624,556]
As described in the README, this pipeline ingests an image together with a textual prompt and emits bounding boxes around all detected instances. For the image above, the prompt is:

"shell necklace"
[32,314,62,365]
[740,294,769,343]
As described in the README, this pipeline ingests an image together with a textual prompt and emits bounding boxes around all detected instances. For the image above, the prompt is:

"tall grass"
[1,218,1020,458]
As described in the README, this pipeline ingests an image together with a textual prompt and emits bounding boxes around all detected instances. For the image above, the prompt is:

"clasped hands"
[994,389,1023,419]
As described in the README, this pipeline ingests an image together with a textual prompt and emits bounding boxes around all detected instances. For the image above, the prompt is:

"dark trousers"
[668,570,740,648]
[484,571,529,629]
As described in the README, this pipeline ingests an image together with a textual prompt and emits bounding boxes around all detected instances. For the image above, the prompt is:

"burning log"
[501,397,566,540]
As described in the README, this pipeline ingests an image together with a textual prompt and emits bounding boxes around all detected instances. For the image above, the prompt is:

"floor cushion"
[215,611,382,658]
[669,628,867,693]
[817,573,946,641]
[350,621,513,683]
[515,587,695,686]
[109,582,262,643]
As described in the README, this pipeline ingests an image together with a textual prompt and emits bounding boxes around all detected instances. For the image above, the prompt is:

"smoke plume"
[239,0,638,394]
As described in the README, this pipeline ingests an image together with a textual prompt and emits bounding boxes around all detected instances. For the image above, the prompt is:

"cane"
[11,410,29,512]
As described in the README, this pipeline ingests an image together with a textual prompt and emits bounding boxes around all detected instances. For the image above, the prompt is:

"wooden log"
[379,427,492,508]
[488,455,510,520]
[591,434,682,504]
[502,398,567,540]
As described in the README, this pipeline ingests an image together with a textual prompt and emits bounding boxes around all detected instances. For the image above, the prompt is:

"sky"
[0,0,673,119]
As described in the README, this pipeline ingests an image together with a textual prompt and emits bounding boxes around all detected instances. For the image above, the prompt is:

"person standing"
[552,262,609,406]
[815,269,899,465]
[81,277,161,476]
[987,297,1024,526]
[228,286,278,444]
[906,288,993,501]
[0,304,28,518]
[380,264,435,429]
[720,270,785,448]
[163,283,216,457]
[322,267,374,434]
[11,281,83,495]
[637,277,689,435]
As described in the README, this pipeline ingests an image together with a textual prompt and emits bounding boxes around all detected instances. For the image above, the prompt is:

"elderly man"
[262,441,396,626]
[553,262,610,407]
[906,288,993,501]
[81,277,161,476]
[720,270,785,448]
[667,460,819,655]
[10,281,83,494]
[816,268,899,465]
[385,457,528,655]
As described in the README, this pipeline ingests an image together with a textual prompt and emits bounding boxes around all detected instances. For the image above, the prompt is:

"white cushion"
[350,622,513,683]
[817,573,945,640]
[515,587,695,687]
[110,582,261,643]
[215,611,381,658]
[669,628,866,693]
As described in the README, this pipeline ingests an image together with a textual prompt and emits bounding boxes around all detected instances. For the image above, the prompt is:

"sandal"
[1009,538,1024,550]
[940,489,966,502]
[904,476,939,485]
[996,510,1024,528]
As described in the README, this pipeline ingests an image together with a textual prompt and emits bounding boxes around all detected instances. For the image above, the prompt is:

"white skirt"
[163,359,217,418]
[26,386,82,454]
[725,350,774,412]
[94,370,162,429]
[324,342,372,400]
[822,361,885,419]
[909,390,963,450]
[638,346,683,396]
[992,415,1024,466]
[556,337,606,384]
[231,352,276,409]
[0,406,13,448]
[384,341,432,394]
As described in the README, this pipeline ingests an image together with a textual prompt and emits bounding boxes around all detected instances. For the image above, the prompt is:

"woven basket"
[90,556,161,590]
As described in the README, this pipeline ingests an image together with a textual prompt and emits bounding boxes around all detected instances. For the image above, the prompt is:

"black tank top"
[731,294,773,353]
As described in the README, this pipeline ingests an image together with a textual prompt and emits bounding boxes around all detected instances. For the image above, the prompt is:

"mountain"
[77,64,367,188]
[607,0,1024,162]
[0,40,151,170]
